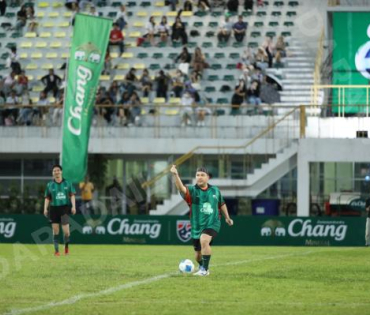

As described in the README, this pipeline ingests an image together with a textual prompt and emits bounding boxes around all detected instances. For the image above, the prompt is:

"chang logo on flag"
[176,220,191,242]
[355,25,370,79]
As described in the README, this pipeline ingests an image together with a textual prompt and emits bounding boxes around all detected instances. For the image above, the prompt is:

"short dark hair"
[196,166,209,175]
[52,164,63,171]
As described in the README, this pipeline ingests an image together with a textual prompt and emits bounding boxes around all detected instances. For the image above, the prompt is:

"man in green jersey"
[44,164,76,256]
[171,165,233,276]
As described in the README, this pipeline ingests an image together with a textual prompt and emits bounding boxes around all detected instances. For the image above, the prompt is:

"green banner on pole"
[62,14,112,182]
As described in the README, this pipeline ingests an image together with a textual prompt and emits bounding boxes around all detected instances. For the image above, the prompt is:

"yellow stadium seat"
[125,41,137,48]
[152,11,162,17]
[38,2,49,8]
[26,75,34,80]
[154,98,165,105]
[42,64,54,70]
[40,32,51,38]
[100,75,111,81]
[113,75,125,81]
[182,11,193,17]
[48,97,56,103]
[46,52,58,58]
[31,97,39,103]
[133,63,145,70]
[166,11,178,17]
[155,1,165,6]
[133,22,144,27]
[20,42,33,48]
[31,52,43,59]
[58,21,69,28]
[129,32,141,38]
[141,109,147,115]
[24,32,37,38]
[61,52,69,58]
[165,109,179,115]
[137,11,147,17]
[50,42,62,48]
[122,52,134,58]
[169,98,181,104]
[20,53,28,59]
[110,52,119,59]
[35,42,47,48]
[55,32,66,38]
[43,22,55,27]
[116,63,130,70]
[26,63,38,70]
[141,97,149,104]
[36,12,45,18]
[63,12,72,18]
[52,2,63,7]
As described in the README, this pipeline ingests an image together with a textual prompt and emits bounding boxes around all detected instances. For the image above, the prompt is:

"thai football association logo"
[176,220,191,242]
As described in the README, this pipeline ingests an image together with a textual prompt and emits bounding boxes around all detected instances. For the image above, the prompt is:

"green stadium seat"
[232,42,243,48]
[157,42,167,48]
[220,85,231,92]
[1,53,9,60]
[187,42,197,48]
[206,31,215,38]
[6,42,16,49]
[97,1,108,7]
[168,53,177,59]
[142,42,152,48]
[251,31,261,38]
[269,21,279,27]
[288,1,299,7]
[0,33,6,38]
[273,1,284,6]
[272,11,281,16]
[242,11,253,17]
[226,64,236,70]
[0,64,5,70]
[223,75,234,81]
[127,1,136,7]
[127,11,133,17]
[208,22,218,28]
[5,12,15,18]
[217,42,227,48]
[202,42,213,48]
[211,64,222,70]
[248,42,258,48]
[137,53,148,59]
[149,64,160,70]
[284,21,294,27]
[254,21,264,28]
[214,53,225,59]
[208,75,219,81]
[172,41,182,48]
[152,53,163,59]
[193,22,203,28]
[256,11,267,17]
[229,53,240,59]
[216,98,228,104]
[287,11,297,17]
[112,1,121,7]
[140,1,151,7]
[211,11,222,17]
[205,86,216,93]
[266,31,276,38]
[108,12,117,18]
[194,11,207,17]
[282,31,292,37]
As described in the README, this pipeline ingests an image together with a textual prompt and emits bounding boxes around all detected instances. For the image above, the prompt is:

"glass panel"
[23,179,50,197]
[0,159,21,176]
[24,159,58,176]
[0,179,21,195]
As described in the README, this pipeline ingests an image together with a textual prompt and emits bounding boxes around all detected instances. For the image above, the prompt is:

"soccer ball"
[179,259,195,273]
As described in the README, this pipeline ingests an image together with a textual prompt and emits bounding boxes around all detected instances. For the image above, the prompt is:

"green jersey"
[44,179,76,207]
[181,184,225,239]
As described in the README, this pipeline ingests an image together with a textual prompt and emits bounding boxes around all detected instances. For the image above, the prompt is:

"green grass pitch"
[1,244,370,315]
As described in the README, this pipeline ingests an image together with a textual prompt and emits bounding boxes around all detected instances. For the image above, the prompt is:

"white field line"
[0,249,358,315]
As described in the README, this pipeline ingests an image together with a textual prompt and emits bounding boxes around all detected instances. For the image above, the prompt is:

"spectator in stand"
[212,0,226,8]
[117,91,131,126]
[108,81,120,104]
[217,15,232,43]
[145,16,157,45]
[41,69,62,98]
[88,5,99,16]
[171,16,188,46]
[227,0,239,13]
[198,0,211,11]
[241,48,255,68]
[6,47,21,75]
[102,47,111,75]
[70,3,79,26]
[15,4,27,31]
[190,69,202,91]
[191,47,208,75]
[176,46,191,75]
[155,70,170,99]
[129,92,142,126]
[65,0,77,10]
[5,90,20,125]
[18,92,33,126]
[140,68,153,98]
[247,80,261,107]
[231,79,247,115]
[255,46,269,71]
[36,91,50,123]
[275,35,287,63]
[15,70,28,96]
[257,0,264,7]
[171,70,185,98]
[180,90,195,126]
[0,0,7,16]
[26,5,38,33]
[3,72,17,95]
[262,36,275,68]
[184,0,193,11]
[125,67,138,95]
[52,90,64,125]
[109,23,124,54]
[116,4,127,30]
[96,89,114,125]
[168,0,178,11]
[233,15,247,42]
[244,0,253,11]
[157,16,170,43]
[79,175,95,215]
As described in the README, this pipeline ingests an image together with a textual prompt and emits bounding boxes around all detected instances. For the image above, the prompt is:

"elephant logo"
[261,220,286,237]
[261,227,272,236]
[82,226,93,234]
[74,42,102,64]
[95,226,106,234]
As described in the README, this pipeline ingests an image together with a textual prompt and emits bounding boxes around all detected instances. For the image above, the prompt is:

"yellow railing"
[142,107,302,188]
[310,85,370,116]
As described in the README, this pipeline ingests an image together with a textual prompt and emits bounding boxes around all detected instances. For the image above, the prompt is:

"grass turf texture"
[0,245,370,315]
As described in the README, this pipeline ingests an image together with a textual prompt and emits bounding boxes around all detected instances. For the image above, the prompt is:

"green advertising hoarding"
[0,215,366,246]
[62,14,112,182]
[332,12,370,113]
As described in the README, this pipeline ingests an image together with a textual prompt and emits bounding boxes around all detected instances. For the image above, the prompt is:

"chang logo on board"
[0,218,16,238]
[261,220,286,237]
[355,25,370,79]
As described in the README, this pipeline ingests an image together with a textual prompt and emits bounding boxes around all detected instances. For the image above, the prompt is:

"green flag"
[62,14,112,182]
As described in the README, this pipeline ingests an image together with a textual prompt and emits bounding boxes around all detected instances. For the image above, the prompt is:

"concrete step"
[280,91,312,96]
[282,85,312,90]
[281,96,311,102]
[282,79,314,84]
[285,73,314,79]
[285,62,315,67]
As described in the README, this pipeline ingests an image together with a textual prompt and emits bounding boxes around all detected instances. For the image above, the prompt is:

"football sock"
[53,235,59,253]
[64,235,70,250]
[197,259,203,267]
[202,255,211,271]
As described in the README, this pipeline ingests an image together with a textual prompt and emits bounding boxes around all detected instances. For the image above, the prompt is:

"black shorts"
[49,206,70,225]
[192,228,218,251]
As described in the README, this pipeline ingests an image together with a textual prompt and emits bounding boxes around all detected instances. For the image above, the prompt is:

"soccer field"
[1,244,370,315]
